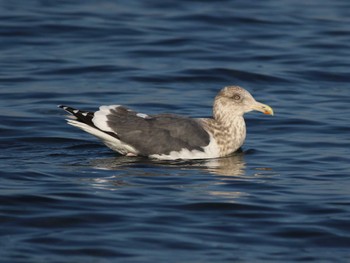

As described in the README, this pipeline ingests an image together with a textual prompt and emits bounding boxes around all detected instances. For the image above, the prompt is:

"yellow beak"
[253,102,274,115]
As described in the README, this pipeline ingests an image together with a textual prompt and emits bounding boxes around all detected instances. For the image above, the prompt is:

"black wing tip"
[58,105,95,126]
[58,105,77,115]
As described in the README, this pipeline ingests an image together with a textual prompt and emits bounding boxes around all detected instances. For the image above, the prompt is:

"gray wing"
[93,105,210,156]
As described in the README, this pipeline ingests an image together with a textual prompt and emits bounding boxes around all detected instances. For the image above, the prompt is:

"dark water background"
[1,1,350,262]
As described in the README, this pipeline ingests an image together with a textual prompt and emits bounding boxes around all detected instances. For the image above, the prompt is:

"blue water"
[1,1,350,262]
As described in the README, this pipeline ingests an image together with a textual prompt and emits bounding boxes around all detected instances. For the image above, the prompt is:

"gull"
[59,86,273,160]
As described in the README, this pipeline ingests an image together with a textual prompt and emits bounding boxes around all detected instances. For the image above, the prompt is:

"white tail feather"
[66,120,138,155]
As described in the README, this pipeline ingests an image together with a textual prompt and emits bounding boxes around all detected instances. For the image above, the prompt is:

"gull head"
[214,86,274,117]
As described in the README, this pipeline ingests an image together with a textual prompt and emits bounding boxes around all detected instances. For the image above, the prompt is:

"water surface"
[1,1,350,262]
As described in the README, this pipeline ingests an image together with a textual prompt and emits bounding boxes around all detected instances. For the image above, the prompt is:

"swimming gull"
[58,86,273,160]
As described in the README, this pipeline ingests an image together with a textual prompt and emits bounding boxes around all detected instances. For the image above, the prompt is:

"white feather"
[150,134,220,160]
[136,113,149,119]
[66,119,138,155]
[92,105,121,133]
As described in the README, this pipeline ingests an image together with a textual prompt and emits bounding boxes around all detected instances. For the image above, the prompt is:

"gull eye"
[233,94,241,100]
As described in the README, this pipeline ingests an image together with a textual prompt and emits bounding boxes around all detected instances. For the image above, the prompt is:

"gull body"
[59,86,273,160]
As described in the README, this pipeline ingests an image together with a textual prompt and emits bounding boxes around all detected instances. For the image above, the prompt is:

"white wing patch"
[92,105,150,134]
[150,134,220,160]
[136,113,149,119]
[92,105,121,133]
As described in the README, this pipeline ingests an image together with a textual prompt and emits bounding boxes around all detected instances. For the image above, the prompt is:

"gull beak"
[253,102,274,116]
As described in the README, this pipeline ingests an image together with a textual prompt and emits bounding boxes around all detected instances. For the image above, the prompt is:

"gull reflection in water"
[194,153,245,176]
[87,152,247,203]
[89,151,246,177]
[86,151,275,204]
